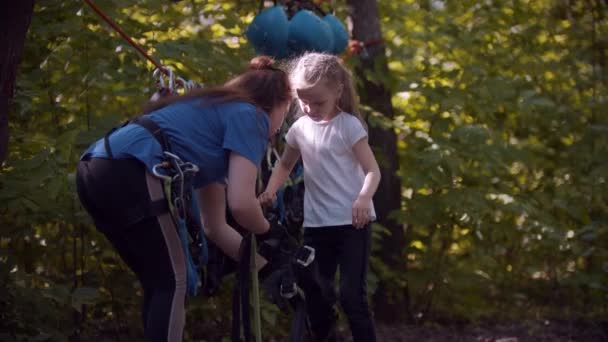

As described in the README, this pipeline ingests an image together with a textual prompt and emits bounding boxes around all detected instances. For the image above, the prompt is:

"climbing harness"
[103,113,208,297]
[230,214,318,342]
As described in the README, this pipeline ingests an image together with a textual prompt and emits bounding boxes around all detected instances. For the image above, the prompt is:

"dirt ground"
[333,320,608,342]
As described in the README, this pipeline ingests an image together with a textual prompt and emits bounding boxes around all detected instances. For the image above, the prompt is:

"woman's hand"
[258,191,277,207]
[352,195,372,229]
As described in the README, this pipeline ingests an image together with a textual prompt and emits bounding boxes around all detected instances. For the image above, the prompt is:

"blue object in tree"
[323,14,349,55]
[288,10,334,55]
[245,6,289,58]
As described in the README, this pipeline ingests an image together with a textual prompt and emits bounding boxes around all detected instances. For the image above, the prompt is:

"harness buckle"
[174,196,186,219]
[294,245,315,267]
[280,281,298,299]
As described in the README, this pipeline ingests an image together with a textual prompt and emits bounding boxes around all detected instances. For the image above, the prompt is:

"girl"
[259,52,380,342]
[76,56,291,342]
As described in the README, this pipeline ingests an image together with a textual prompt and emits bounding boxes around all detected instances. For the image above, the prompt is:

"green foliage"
[2,0,607,339]
[377,0,608,323]
[1,0,269,340]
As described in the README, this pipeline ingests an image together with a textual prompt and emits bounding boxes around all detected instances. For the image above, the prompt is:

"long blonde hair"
[289,52,364,124]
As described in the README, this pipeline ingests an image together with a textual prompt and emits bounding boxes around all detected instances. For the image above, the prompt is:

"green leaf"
[71,287,99,312]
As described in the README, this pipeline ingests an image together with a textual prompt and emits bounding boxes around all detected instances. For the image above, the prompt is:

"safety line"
[83,0,170,77]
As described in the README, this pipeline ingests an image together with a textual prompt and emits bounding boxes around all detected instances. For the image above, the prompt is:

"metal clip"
[360,44,370,60]
[295,245,315,267]
[153,68,166,89]
[152,163,172,182]
[280,281,298,299]
[166,67,176,93]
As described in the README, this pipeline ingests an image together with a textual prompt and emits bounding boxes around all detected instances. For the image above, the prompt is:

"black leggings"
[76,157,186,342]
[302,225,376,342]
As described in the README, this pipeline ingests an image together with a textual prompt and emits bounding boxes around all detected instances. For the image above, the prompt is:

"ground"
[337,320,608,342]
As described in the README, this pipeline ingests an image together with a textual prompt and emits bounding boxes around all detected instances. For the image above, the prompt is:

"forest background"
[1,0,607,341]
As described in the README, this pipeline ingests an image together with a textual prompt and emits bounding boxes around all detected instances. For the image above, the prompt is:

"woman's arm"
[259,144,301,206]
[195,183,240,260]
[352,137,381,228]
[195,183,266,268]
[226,152,270,234]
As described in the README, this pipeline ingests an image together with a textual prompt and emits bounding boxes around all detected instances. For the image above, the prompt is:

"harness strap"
[131,116,172,152]
[103,120,130,159]
[122,198,170,227]
[101,122,170,227]
[289,295,308,342]
[103,116,170,159]
[104,129,115,159]
[232,234,253,342]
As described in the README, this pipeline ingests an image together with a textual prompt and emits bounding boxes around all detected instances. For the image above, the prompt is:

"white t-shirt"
[285,112,376,227]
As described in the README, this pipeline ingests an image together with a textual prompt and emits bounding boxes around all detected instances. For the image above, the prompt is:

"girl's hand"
[352,196,372,229]
[258,191,277,207]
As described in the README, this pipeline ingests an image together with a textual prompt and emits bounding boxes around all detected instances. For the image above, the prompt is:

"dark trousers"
[76,158,186,342]
[302,225,376,342]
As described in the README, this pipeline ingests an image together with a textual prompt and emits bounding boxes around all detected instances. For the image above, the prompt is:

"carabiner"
[153,68,166,88]
[166,67,176,93]
[280,281,298,299]
[295,245,315,267]
[177,76,189,92]
[187,80,200,89]
[162,151,182,163]
[152,163,172,182]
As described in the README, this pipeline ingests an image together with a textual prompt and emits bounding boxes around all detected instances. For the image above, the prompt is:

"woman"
[76,56,291,342]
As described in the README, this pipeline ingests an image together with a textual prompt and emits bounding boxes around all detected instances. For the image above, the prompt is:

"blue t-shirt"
[82,100,270,189]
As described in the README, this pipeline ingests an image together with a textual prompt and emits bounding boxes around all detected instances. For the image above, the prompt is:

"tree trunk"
[0,0,35,164]
[346,0,409,323]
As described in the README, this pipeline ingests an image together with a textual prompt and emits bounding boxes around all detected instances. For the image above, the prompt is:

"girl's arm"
[352,137,381,228]
[259,144,301,206]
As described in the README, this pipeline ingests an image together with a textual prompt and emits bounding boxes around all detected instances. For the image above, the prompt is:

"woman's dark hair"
[142,56,291,114]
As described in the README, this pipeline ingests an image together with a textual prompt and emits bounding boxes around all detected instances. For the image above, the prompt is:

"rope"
[82,0,185,86]
[232,235,253,342]
[342,38,384,61]
[251,235,262,342]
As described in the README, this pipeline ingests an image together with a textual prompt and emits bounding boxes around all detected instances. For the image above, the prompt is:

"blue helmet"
[288,10,334,55]
[323,14,349,55]
[245,6,289,58]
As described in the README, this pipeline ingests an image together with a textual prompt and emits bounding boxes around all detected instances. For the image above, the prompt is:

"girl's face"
[268,100,290,138]
[296,80,341,122]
